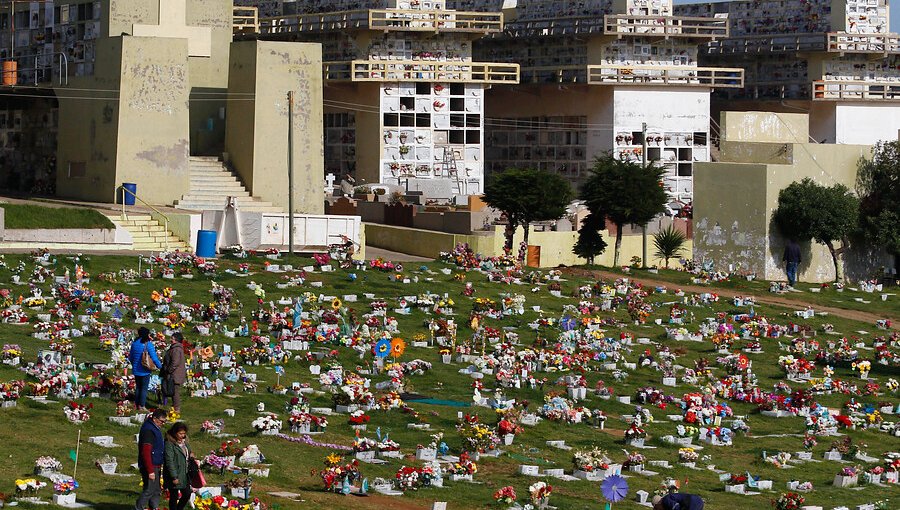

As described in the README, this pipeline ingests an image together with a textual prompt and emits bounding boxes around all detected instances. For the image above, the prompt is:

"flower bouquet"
[772,492,805,510]
[348,410,370,431]
[573,446,611,479]
[52,479,78,504]
[529,481,552,508]
[225,475,252,499]
[15,478,47,498]
[63,401,92,424]
[34,456,63,476]
[446,451,478,481]
[251,413,282,435]
[678,447,699,463]
[493,486,516,505]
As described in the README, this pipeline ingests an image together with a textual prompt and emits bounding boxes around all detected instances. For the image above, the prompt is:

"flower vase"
[536,497,550,509]
[441,354,452,364]
[351,424,367,432]
[230,486,251,499]
[260,428,279,436]
[503,434,514,446]
[53,493,77,505]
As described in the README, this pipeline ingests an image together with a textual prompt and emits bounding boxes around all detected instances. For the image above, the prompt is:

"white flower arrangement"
[35,456,63,472]
[251,413,282,432]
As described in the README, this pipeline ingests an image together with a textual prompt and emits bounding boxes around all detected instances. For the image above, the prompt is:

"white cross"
[325,173,337,191]
[132,0,212,57]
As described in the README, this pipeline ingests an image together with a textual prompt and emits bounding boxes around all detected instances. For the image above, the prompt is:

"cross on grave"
[132,0,212,57]
[325,173,337,193]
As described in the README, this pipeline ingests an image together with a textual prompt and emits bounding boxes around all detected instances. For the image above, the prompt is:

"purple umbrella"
[601,475,629,503]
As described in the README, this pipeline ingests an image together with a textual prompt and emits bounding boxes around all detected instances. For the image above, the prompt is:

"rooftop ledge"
[503,15,728,39]
[813,79,900,101]
[324,60,519,83]
[259,9,503,35]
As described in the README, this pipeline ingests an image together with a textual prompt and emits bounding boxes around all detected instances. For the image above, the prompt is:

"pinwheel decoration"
[374,339,391,359]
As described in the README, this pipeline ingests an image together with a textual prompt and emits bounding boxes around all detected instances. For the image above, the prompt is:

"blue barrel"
[121,183,137,205]
[196,230,217,258]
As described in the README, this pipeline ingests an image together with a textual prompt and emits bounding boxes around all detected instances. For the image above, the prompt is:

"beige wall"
[57,36,190,205]
[695,112,881,283]
[56,39,123,203]
[720,111,809,144]
[107,0,232,156]
[114,37,191,205]
[225,41,325,214]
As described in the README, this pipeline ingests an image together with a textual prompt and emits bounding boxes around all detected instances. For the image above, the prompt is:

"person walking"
[135,409,167,510]
[783,238,802,288]
[163,421,194,510]
[130,327,161,410]
[161,333,187,412]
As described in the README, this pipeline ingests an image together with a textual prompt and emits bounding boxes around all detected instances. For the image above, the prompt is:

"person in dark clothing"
[783,239,802,287]
[653,492,704,510]
[161,333,187,412]
[135,409,167,510]
[163,421,193,510]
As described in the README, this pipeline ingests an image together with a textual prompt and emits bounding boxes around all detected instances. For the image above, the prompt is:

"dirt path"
[562,268,897,328]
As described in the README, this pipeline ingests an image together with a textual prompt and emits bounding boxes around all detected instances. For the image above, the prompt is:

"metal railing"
[705,33,826,55]
[260,8,503,35]
[604,15,729,39]
[117,185,171,252]
[827,32,900,54]
[587,64,744,88]
[1,51,68,86]
[504,15,607,37]
[324,59,519,83]
[233,6,259,35]
[812,79,900,101]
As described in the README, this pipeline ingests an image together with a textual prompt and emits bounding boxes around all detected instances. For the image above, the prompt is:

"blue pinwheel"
[560,315,577,332]
[601,475,629,509]
[374,338,391,359]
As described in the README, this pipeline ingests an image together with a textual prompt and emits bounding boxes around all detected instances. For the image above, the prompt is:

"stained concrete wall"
[694,112,882,283]
[114,37,191,205]
[721,111,809,144]
[225,41,324,214]
[107,0,233,155]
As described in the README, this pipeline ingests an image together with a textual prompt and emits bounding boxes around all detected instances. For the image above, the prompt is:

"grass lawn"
[1,203,115,230]
[0,252,897,510]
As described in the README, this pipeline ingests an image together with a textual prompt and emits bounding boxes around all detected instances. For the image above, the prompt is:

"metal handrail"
[1,51,69,86]
[117,185,171,252]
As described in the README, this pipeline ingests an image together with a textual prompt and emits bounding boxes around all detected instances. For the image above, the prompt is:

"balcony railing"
[504,16,606,37]
[586,65,744,88]
[604,15,729,39]
[705,33,826,55]
[812,79,900,101]
[827,32,900,54]
[233,6,259,35]
[260,9,502,35]
[324,60,519,83]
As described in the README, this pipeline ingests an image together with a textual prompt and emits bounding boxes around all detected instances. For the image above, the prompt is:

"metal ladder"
[439,146,463,194]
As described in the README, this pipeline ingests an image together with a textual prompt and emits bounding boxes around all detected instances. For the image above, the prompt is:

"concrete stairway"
[174,156,282,212]
[103,213,189,252]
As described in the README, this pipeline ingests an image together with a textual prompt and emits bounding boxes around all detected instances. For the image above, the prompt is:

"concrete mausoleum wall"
[225,40,324,215]
[694,111,884,283]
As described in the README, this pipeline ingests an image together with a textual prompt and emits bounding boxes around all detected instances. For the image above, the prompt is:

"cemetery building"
[0,0,324,215]
[449,0,744,206]
[676,0,900,145]
[236,0,519,203]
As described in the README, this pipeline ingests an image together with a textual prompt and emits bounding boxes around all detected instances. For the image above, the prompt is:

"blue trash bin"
[121,183,137,206]
[196,230,217,258]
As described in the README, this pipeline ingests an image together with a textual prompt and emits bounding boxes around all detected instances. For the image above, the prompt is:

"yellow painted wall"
[720,111,809,144]
[364,223,692,268]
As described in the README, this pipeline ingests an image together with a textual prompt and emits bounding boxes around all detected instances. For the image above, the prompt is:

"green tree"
[772,177,859,282]
[653,225,687,268]
[857,141,900,270]
[573,212,608,264]
[580,155,668,267]
[483,168,573,257]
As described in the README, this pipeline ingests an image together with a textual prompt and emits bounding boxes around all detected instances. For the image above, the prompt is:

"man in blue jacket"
[129,327,161,410]
[135,409,166,510]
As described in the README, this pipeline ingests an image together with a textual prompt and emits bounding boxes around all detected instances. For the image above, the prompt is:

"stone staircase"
[103,213,189,252]
[174,156,282,212]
